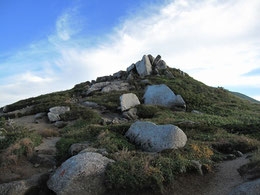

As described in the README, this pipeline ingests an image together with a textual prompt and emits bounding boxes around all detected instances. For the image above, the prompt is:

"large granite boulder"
[47,152,114,195]
[144,84,186,109]
[120,93,140,111]
[125,121,187,152]
[229,179,260,195]
[135,55,152,77]
[48,106,70,122]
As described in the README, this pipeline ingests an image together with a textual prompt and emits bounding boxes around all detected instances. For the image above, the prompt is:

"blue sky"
[0,0,260,107]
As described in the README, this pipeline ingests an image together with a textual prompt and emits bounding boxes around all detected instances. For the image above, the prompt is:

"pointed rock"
[135,55,152,77]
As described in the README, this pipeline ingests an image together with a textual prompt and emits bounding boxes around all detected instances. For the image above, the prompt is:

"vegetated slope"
[1,65,260,194]
[231,91,260,104]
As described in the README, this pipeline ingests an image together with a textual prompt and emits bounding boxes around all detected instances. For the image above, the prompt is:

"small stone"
[34,163,40,168]
[191,110,203,114]
[82,101,99,108]
[233,150,243,157]
[101,118,112,125]
[69,142,90,156]
[122,108,138,120]
[54,121,67,128]
[34,112,46,120]
[191,160,203,176]
[225,154,236,160]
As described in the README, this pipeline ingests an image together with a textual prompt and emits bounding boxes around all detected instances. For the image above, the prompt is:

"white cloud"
[56,7,81,41]
[252,96,260,101]
[1,0,260,107]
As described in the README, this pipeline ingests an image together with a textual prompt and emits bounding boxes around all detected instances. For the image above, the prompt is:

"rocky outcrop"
[120,93,140,111]
[86,81,132,95]
[48,106,70,122]
[125,121,187,152]
[135,55,152,78]
[113,70,127,79]
[86,82,110,95]
[47,152,114,195]
[143,84,186,110]
[229,178,260,195]
[101,81,130,93]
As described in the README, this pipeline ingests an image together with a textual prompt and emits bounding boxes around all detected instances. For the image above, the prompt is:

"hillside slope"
[0,54,260,194]
[231,91,259,104]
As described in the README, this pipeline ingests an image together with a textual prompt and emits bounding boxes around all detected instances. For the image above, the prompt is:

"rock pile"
[126,54,168,78]
[47,106,70,122]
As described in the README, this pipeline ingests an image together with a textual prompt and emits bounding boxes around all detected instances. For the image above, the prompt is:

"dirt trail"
[0,115,61,184]
[201,156,249,195]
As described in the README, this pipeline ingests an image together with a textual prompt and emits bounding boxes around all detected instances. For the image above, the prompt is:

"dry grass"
[37,128,59,138]
[0,138,34,166]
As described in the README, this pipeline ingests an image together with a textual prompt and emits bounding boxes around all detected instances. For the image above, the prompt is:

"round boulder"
[125,121,187,152]
[47,152,114,195]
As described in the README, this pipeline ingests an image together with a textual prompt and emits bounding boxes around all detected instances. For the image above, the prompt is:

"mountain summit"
[0,54,260,194]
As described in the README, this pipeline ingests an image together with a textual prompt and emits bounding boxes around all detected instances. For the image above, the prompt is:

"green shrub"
[94,130,135,153]
[105,151,192,193]
[56,137,79,164]
[136,105,162,118]
[60,106,101,124]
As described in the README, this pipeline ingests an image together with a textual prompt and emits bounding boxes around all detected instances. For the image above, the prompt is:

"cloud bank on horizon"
[0,0,260,107]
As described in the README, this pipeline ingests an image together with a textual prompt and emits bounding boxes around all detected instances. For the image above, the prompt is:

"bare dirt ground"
[201,156,249,195]
[171,156,249,195]
[0,115,60,184]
